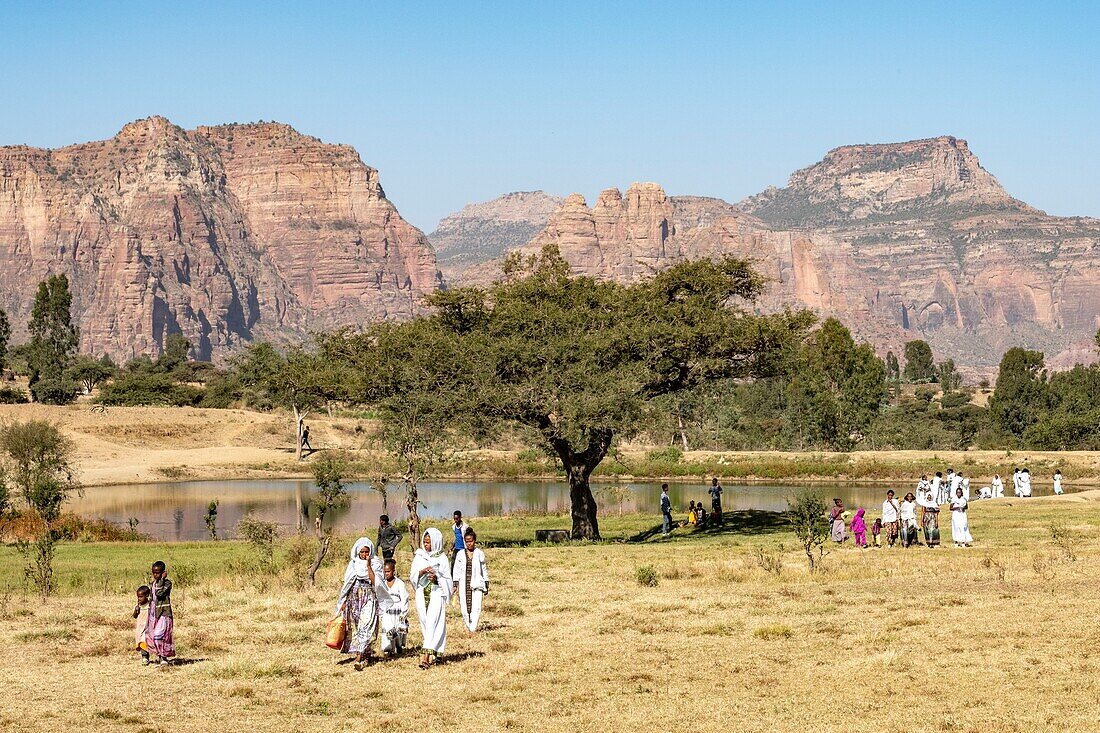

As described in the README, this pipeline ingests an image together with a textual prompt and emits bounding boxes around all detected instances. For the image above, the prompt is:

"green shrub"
[645,446,683,463]
[0,385,28,404]
[635,564,660,587]
[30,377,79,405]
[98,372,203,406]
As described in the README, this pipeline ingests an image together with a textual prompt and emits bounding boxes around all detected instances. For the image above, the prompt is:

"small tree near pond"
[786,489,829,572]
[307,450,351,586]
[0,420,81,598]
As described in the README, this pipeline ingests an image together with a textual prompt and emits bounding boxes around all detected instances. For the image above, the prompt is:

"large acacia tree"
[356,246,811,540]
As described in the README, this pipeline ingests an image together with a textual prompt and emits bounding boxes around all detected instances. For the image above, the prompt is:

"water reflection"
[70,479,1074,541]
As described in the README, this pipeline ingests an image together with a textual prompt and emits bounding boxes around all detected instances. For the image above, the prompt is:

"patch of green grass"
[753,624,793,640]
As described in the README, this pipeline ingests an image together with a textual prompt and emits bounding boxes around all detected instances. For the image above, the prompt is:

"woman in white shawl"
[452,527,489,632]
[336,536,384,670]
[410,527,452,668]
[950,487,973,547]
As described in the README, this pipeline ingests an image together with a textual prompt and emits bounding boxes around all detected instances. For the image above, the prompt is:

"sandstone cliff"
[0,116,442,361]
[450,137,1100,374]
[428,191,563,281]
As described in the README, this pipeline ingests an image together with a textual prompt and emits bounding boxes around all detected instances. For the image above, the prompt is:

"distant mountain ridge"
[441,136,1100,374]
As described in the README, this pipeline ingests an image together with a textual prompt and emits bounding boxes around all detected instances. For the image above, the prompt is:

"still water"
[72,479,1073,541]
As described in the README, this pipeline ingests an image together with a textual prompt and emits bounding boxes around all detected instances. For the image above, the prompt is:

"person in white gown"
[1019,468,1033,497]
[1053,470,1064,495]
[410,527,452,668]
[950,487,973,547]
[378,558,409,657]
[452,527,490,632]
[991,474,1005,498]
[977,485,993,500]
[1012,468,1022,497]
[931,472,945,505]
[960,474,971,501]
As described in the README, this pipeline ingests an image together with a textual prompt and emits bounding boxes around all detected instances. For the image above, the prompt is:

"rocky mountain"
[428,191,562,280]
[447,137,1100,374]
[0,116,442,361]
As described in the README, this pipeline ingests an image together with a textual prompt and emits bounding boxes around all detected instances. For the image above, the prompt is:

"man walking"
[660,483,672,536]
[377,514,400,561]
[450,510,470,566]
[708,477,724,526]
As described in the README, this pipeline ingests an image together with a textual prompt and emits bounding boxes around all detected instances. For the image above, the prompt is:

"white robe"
[991,476,1004,498]
[978,486,993,500]
[950,497,973,544]
[410,527,452,654]
[452,548,489,632]
[1012,471,1022,497]
[931,475,944,504]
[1053,474,1063,495]
[1019,472,1032,497]
[378,577,409,654]
[961,477,971,501]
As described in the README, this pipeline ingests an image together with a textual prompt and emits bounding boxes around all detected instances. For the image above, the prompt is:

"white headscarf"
[342,536,382,585]
[410,527,451,589]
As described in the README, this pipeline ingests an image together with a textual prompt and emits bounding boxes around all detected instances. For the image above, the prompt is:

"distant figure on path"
[378,558,409,658]
[452,527,489,632]
[145,561,175,666]
[881,490,901,548]
[829,498,846,544]
[1053,470,1063,495]
[377,514,400,561]
[991,474,1005,498]
[950,487,973,547]
[850,508,867,548]
[660,484,672,536]
[708,478,724,526]
[301,425,313,453]
[411,528,452,668]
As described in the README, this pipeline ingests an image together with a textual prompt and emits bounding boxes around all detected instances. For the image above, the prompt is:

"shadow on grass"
[627,510,790,543]
[168,657,206,666]
[440,650,485,665]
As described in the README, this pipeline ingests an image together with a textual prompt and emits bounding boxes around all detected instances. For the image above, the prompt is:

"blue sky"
[1,1,1097,229]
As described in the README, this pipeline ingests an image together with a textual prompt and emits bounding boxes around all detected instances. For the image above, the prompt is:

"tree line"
[3,253,1100,538]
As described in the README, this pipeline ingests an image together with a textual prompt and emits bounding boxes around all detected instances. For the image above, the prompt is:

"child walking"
[851,508,867,548]
[132,585,152,665]
[871,518,882,547]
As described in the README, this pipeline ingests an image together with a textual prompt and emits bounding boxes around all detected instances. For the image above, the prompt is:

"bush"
[940,391,971,409]
[645,446,684,464]
[30,376,80,405]
[786,489,828,571]
[237,515,280,575]
[0,385,28,404]
[98,372,203,406]
[635,564,660,587]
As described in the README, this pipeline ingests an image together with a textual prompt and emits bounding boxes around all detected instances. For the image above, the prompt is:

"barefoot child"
[378,558,409,657]
[871,518,882,547]
[850,508,867,548]
[146,561,175,666]
[132,585,152,665]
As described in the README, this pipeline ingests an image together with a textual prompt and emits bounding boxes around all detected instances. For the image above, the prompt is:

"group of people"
[334,510,490,670]
[827,467,1066,550]
[130,511,490,671]
[662,478,725,535]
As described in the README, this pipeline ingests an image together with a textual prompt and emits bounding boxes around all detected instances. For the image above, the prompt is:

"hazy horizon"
[1,1,1097,231]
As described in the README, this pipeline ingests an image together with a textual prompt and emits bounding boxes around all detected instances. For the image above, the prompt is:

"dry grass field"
[2,493,1099,732]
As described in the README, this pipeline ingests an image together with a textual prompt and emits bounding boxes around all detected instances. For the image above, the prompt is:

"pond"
[71,478,1076,541]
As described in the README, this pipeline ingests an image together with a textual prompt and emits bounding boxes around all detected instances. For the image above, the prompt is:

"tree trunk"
[293,405,306,461]
[405,465,421,550]
[295,483,305,534]
[308,534,330,586]
[677,413,690,452]
[550,429,612,541]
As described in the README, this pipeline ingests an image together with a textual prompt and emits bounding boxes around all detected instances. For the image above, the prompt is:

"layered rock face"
[0,117,441,361]
[450,137,1100,373]
[428,191,563,280]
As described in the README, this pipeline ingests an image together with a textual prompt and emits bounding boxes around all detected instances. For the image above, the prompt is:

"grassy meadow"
[2,494,1099,732]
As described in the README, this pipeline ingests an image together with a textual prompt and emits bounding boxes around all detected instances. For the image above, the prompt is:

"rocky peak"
[743,135,1032,228]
